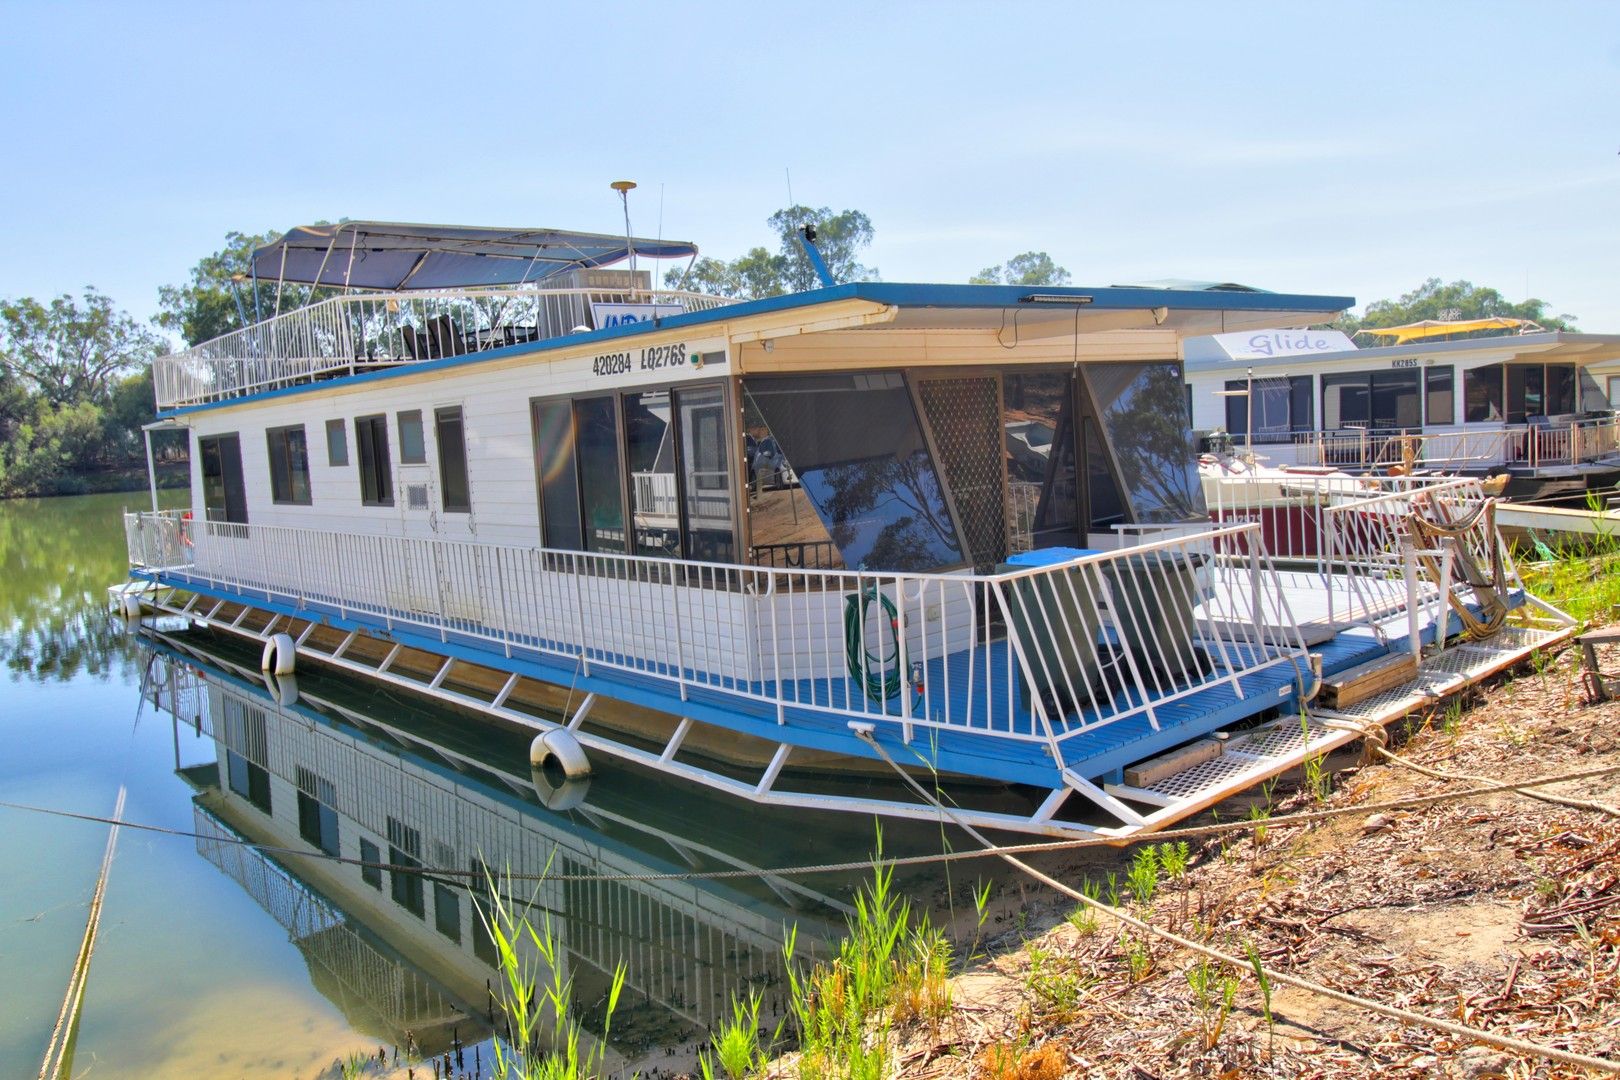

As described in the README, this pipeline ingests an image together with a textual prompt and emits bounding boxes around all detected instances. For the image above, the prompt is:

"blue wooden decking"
[135,566,1520,792]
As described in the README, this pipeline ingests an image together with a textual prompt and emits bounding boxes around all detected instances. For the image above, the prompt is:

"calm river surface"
[0,492,962,1079]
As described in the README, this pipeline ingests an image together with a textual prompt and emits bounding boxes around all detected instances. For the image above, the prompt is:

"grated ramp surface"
[1105,618,1573,815]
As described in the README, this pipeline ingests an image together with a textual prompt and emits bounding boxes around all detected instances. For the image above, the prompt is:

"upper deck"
[154,280,740,409]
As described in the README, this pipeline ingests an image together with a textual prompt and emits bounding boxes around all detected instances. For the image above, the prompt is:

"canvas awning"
[1355,317,1541,344]
[249,221,699,291]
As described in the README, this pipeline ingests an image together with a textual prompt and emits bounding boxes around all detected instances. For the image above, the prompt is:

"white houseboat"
[1184,322,1620,498]
[119,221,1575,839]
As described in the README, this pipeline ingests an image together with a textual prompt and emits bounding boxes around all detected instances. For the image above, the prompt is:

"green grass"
[1519,529,1620,628]
[779,841,953,1080]
[474,866,627,1080]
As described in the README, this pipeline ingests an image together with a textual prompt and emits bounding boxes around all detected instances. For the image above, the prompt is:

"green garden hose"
[844,586,904,702]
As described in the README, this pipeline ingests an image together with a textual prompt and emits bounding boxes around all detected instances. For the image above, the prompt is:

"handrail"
[124,512,1310,766]
[1220,415,1620,471]
[153,284,741,409]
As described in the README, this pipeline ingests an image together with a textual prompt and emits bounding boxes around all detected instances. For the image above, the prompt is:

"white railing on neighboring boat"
[1223,415,1620,472]
[123,510,1312,763]
[153,286,740,409]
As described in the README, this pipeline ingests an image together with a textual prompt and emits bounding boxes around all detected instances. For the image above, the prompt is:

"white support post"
[144,428,159,514]
[566,692,597,732]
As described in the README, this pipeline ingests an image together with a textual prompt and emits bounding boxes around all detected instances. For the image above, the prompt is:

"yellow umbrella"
[1354,317,1541,344]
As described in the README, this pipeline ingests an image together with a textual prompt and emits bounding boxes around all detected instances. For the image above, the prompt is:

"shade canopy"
[1355,317,1541,344]
[250,221,699,291]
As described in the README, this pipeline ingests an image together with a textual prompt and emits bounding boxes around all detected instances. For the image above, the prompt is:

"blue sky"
[1,1,1617,336]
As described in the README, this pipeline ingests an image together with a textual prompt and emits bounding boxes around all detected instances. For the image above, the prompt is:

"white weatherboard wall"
[182,331,732,549]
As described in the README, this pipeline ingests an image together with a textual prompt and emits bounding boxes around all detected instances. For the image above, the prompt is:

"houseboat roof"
[250,221,701,290]
[1184,329,1620,374]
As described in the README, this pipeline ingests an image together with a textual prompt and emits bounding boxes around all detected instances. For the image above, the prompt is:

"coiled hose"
[844,586,903,702]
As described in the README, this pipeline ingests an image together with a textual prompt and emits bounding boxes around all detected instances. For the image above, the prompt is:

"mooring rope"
[855,730,1620,1076]
[36,785,126,1080]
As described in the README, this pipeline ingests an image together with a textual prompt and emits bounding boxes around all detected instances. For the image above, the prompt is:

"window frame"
[325,418,349,467]
[198,432,249,527]
[434,405,471,514]
[1425,365,1455,426]
[354,414,394,507]
[266,424,313,506]
[397,409,427,465]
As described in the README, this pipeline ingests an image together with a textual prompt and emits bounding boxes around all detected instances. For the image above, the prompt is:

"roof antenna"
[785,167,794,208]
[611,179,637,274]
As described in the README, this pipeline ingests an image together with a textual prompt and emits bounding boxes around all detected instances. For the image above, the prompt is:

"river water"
[0,492,964,1079]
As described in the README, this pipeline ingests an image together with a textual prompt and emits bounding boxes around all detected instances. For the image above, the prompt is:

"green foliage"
[699,989,768,1080]
[1126,846,1159,906]
[666,206,877,299]
[969,251,1070,286]
[1337,277,1577,335]
[783,840,950,1080]
[155,226,334,346]
[474,866,626,1080]
[0,288,159,406]
[0,289,167,497]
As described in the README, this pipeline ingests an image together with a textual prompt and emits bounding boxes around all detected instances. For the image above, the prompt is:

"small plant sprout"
[1246,940,1275,1060]
[1126,846,1159,907]
[1157,841,1191,924]
[1105,870,1121,909]
[969,877,994,959]
[1125,935,1152,983]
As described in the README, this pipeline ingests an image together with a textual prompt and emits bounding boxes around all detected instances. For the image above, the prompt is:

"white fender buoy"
[117,592,144,621]
[529,727,591,780]
[267,672,300,707]
[530,765,590,811]
[261,632,297,675]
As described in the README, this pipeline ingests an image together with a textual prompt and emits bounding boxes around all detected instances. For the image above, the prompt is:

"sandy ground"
[753,636,1620,1079]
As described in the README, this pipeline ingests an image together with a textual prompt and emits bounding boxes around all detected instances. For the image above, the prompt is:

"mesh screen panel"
[917,377,1007,570]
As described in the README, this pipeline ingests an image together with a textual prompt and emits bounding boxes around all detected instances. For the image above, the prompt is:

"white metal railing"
[1230,416,1620,472]
[124,512,1311,763]
[1205,474,1505,642]
[154,286,741,409]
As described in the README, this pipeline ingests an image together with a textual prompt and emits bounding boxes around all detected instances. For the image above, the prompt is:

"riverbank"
[0,461,187,499]
[735,556,1620,1080]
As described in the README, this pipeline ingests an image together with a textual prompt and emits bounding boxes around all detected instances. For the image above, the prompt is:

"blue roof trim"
[159,281,1355,420]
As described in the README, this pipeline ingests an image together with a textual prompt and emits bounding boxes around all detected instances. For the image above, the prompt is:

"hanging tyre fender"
[529,727,591,779]
[261,632,297,675]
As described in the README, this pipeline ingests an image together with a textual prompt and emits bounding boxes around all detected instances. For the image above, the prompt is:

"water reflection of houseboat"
[139,628,844,1067]
[119,221,1574,841]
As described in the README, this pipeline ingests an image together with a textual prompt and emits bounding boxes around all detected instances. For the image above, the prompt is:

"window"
[295,768,339,856]
[625,390,680,557]
[386,817,424,918]
[266,425,312,505]
[742,373,965,572]
[435,406,471,513]
[469,858,498,966]
[1223,375,1312,443]
[433,882,461,943]
[1004,372,1080,545]
[1507,364,1543,423]
[198,433,248,525]
[1321,370,1420,430]
[533,399,582,549]
[354,415,393,506]
[1084,363,1203,524]
[575,397,626,553]
[677,385,735,562]
[359,838,382,889]
[1425,366,1455,426]
[1465,365,1504,422]
[325,418,348,467]
[397,410,426,464]
[225,751,271,814]
[1546,365,1576,416]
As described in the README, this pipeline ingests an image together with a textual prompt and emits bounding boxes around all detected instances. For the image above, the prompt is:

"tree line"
[0,207,1580,498]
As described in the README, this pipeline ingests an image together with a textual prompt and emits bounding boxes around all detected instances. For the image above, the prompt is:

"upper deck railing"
[154,285,741,409]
